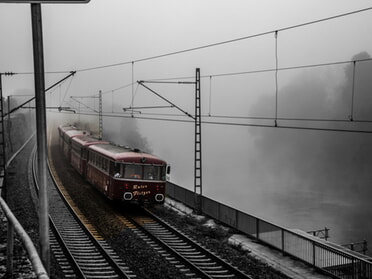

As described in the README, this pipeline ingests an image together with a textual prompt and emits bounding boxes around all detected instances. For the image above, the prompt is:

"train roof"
[58,125,77,132]
[59,125,89,137]
[89,143,166,165]
[64,129,89,138]
[72,135,109,146]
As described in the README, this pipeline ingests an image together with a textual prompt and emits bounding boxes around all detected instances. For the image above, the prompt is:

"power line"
[6,7,372,78]
[97,55,372,105]
[73,6,372,74]
[143,57,372,82]
[52,110,372,134]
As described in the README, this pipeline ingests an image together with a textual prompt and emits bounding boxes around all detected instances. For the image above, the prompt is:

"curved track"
[32,147,136,279]
[124,207,253,279]
[46,139,253,278]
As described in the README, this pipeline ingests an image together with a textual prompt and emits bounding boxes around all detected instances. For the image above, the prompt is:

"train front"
[111,151,169,204]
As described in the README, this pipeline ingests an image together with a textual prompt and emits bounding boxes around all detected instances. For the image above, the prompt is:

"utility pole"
[0,74,7,198]
[98,90,103,140]
[194,68,202,213]
[136,68,203,213]
[31,3,49,273]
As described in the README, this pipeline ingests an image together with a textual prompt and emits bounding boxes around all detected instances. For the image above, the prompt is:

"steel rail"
[126,213,211,278]
[125,207,252,279]
[32,147,135,279]
[144,207,252,279]
[47,158,134,279]
[31,147,84,278]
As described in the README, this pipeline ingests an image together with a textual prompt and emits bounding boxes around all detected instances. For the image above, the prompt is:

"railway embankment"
[49,141,292,278]
[1,136,331,278]
[159,198,331,279]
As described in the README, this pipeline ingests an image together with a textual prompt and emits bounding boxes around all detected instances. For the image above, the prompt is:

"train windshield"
[143,165,164,180]
[119,163,166,181]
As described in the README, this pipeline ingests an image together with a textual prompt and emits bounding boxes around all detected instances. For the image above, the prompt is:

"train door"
[108,161,120,199]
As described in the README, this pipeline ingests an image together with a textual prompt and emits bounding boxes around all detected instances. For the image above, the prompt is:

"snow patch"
[164,197,205,221]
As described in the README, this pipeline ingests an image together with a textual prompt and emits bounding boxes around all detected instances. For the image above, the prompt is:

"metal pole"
[194,68,202,213]
[98,90,102,139]
[31,3,49,273]
[0,74,4,198]
[7,96,13,153]
[6,221,14,276]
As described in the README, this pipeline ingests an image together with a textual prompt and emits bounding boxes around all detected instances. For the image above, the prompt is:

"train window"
[110,162,120,177]
[120,164,125,177]
[124,164,142,179]
[102,159,108,172]
[72,142,81,154]
[82,149,87,159]
[144,165,164,180]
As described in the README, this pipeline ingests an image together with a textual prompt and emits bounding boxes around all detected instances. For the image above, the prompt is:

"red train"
[58,124,169,204]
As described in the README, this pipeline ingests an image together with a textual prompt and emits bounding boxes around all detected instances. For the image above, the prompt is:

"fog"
[45,50,372,251]
[200,52,372,247]
[2,0,372,253]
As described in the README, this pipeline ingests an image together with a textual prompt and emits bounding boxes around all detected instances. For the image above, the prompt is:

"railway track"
[46,142,253,278]
[32,147,136,279]
[123,207,253,279]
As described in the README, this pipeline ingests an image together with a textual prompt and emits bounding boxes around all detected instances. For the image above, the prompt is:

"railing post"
[1,197,49,279]
[312,241,316,266]
[6,220,14,276]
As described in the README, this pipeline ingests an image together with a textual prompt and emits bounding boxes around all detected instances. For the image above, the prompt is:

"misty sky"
[2,0,372,247]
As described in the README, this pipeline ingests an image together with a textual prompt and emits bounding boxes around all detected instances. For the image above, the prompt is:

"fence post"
[312,241,316,266]
[0,197,49,279]
[6,220,14,276]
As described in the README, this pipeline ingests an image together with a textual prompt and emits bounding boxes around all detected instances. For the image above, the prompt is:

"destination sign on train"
[0,0,90,3]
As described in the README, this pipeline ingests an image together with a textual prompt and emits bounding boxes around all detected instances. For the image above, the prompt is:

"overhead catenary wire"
[140,57,372,82]
[6,6,371,135]
[59,74,74,107]
[53,110,372,134]
[44,6,372,74]
[5,6,372,87]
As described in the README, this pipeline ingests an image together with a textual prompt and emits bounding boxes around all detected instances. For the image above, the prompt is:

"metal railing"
[0,132,47,278]
[0,196,49,279]
[166,182,372,279]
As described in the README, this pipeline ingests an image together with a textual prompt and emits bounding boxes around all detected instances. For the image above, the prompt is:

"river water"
[149,123,372,257]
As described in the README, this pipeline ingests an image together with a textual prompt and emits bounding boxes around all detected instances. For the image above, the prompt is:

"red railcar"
[58,125,89,161]
[70,135,109,178]
[58,125,169,204]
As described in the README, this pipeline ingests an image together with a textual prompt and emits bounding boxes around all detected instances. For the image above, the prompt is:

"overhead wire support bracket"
[138,69,203,214]
[4,71,76,117]
[138,80,196,85]
[70,96,98,113]
[123,105,174,110]
[137,80,194,119]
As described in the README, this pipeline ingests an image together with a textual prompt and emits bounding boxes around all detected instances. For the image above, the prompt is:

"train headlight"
[155,194,164,202]
[123,192,133,201]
